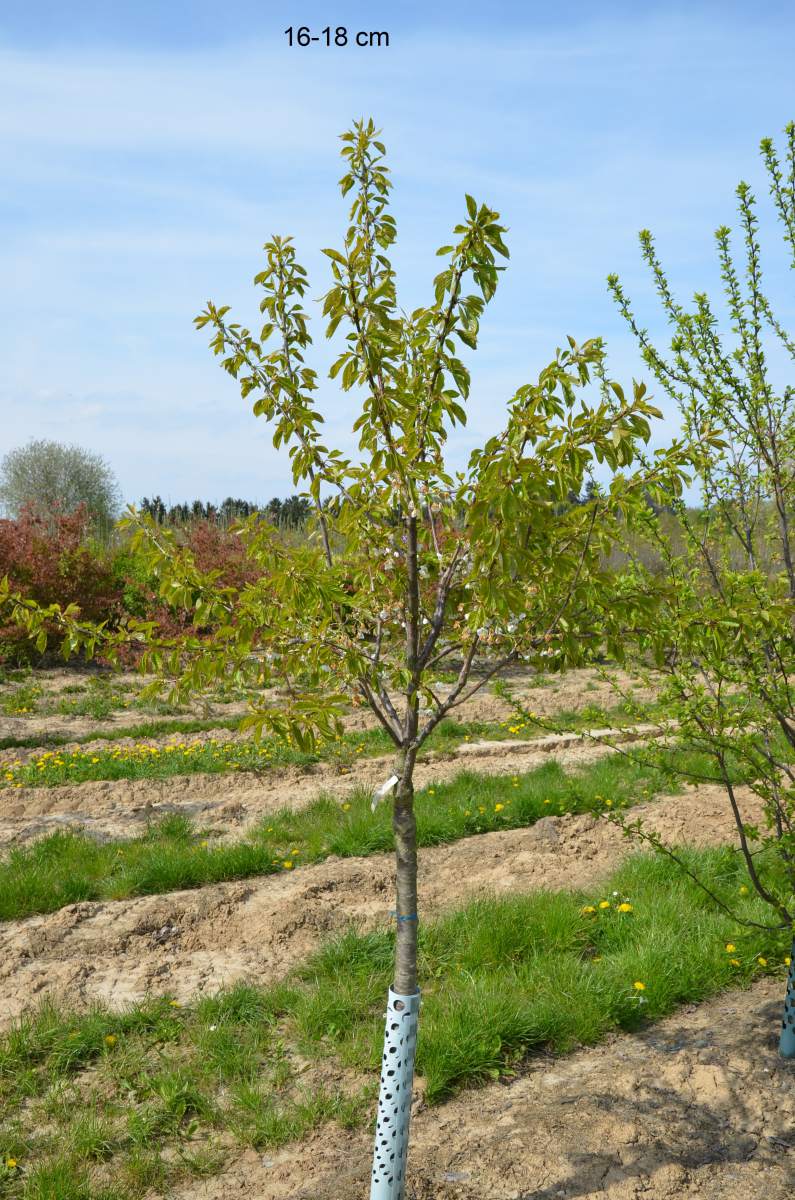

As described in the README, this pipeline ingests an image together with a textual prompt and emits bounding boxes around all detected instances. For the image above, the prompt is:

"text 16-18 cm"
[284,26,389,47]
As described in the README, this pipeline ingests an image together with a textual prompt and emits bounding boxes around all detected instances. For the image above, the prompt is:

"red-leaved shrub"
[0,506,122,663]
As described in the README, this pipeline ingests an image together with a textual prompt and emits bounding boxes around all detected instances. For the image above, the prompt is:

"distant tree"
[280,495,312,527]
[265,496,283,523]
[582,477,599,505]
[0,439,121,531]
[140,495,167,524]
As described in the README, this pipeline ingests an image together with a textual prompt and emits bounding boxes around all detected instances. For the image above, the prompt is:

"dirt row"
[0,726,660,846]
[0,665,656,748]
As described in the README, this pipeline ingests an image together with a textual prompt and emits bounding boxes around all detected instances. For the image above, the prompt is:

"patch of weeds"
[0,683,42,716]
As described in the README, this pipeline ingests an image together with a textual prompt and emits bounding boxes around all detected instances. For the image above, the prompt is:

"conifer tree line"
[138,494,312,527]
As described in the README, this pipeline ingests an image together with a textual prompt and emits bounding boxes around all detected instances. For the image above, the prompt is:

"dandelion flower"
[5,1159,17,1169]
[739,885,749,896]
[633,981,646,991]
[617,902,633,913]
[283,860,293,870]
[758,956,768,967]
[342,803,351,812]
[494,803,504,812]
[785,957,792,967]
[104,1034,117,1047]
[730,958,741,967]
[599,900,611,910]
[725,943,736,953]
[581,905,597,915]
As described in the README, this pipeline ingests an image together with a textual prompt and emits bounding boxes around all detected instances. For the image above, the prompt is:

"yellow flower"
[463,810,471,817]
[169,1000,180,1008]
[617,903,633,913]
[599,901,611,910]
[104,1034,117,1047]
[633,981,646,991]
[543,799,551,805]
[283,860,293,870]
[785,957,792,967]
[730,958,741,967]
[604,798,613,807]
[342,803,351,812]
[91,757,99,765]
[494,803,504,812]
[429,789,435,795]
[725,943,736,953]
[739,885,749,896]
[5,1158,17,1169]
[757,956,768,967]
[581,905,596,915]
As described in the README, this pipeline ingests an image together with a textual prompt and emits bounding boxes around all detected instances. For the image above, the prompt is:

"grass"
[0,749,713,922]
[0,847,788,1198]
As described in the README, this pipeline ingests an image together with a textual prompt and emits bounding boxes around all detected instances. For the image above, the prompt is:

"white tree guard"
[369,988,421,1200]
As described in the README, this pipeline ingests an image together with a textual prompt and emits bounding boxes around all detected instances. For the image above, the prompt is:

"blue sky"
[2,2,794,506]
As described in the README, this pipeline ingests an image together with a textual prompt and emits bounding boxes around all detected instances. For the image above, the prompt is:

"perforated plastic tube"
[780,938,795,1059]
[369,988,421,1200]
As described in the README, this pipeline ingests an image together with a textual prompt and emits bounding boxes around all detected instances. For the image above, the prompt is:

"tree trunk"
[369,773,420,1199]
[781,935,795,1058]
[392,781,419,992]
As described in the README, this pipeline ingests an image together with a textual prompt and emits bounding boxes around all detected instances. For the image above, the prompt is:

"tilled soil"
[0,665,655,753]
[169,977,794,1200]
[0,781,757,1029]
[4,665,784,1200]
[0,726,659,845]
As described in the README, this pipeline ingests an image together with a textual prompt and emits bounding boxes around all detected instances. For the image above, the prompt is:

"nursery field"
[0,665,792,1200]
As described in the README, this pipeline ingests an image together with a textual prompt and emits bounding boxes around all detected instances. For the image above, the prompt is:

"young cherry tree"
[608,123,795,1059]
[62,122,685,1197]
